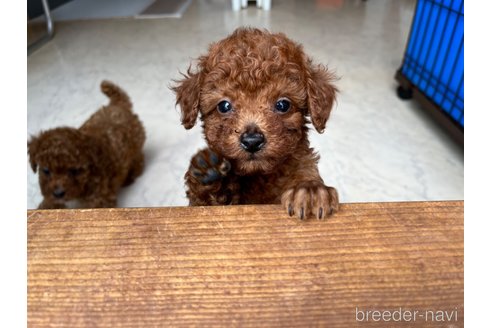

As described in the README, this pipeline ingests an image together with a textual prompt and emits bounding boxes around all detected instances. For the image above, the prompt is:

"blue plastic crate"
[401,0,464,128]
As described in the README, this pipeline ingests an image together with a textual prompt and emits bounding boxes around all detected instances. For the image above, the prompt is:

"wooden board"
[28,201,464,327]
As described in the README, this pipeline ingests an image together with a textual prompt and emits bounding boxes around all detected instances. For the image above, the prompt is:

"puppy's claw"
[219,160,231,175]
[281,183,339,221]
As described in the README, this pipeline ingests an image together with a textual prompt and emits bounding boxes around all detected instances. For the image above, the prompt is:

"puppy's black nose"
[240,132,265,153]
[53,188,65,199]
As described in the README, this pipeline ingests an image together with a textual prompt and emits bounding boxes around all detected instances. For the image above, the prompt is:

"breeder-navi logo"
[355,307,459,323]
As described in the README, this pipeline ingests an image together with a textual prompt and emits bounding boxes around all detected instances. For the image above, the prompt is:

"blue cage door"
[396,0,464,143]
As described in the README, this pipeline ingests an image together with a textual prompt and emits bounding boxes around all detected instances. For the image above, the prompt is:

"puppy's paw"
[281,182,339,220]
[188,148,231,185]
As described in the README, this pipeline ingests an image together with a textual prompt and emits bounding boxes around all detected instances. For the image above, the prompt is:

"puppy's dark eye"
[42,167,50,176]
[217,100,233,114]
[275,99,291,113]
[69,168,81,176]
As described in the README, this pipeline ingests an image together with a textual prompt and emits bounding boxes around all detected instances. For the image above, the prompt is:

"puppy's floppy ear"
[171,66,203,130]
[27,136,39,172]
[305,60,338,133]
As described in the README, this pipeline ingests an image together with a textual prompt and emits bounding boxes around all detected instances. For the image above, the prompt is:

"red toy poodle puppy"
[173,27,339,220]
[28,80,145,209]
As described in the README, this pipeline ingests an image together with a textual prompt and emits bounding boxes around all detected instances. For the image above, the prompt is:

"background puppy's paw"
[38,199,66,210]
[281,182,339,220]
[189,148,231,185]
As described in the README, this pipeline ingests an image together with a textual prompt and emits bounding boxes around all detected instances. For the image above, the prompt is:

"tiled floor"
[27,0,464,209]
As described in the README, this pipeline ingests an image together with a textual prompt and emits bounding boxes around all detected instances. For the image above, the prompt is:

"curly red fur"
[28,80,146,209]
[172,28,340,220]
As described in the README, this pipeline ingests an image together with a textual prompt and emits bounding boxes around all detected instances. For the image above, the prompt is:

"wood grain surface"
[27,201,464,327]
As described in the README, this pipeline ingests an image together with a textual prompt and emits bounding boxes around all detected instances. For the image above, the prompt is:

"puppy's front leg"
[185,148,239,206]
[281,181,339,220]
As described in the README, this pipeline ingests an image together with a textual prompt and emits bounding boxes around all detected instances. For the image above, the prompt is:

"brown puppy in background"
[28,80,145,209]
[172,28,339,220]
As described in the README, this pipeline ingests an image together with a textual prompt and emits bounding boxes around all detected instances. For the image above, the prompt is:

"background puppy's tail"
[100,80,132,109]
